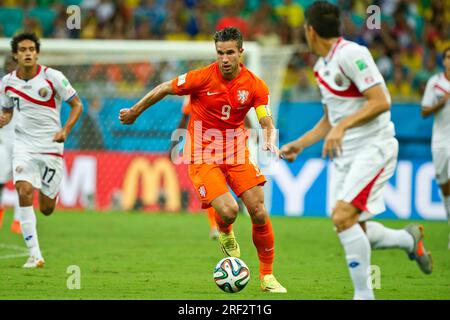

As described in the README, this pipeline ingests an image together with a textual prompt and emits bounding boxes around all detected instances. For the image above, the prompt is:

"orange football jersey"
[171,62,269,163]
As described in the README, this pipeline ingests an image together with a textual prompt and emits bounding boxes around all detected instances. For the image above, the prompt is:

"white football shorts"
[13,152,63,199]
[0,142,13,183]
[330,137,398,221]
[432,147,450,185]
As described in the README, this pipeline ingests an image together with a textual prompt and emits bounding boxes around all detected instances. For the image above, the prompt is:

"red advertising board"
[2,151,202,212]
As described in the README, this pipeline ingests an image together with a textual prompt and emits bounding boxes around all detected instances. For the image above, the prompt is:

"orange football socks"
[252,217,274,278]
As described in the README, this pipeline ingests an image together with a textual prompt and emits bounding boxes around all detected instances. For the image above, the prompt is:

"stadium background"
[0,0,449,221]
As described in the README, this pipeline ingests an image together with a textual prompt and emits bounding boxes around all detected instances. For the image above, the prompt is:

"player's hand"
[439,93,450,104]
[119,108,138,125]
[53,129,68,143]
[322,125,344,160]
[263,142,280,157]
[280,141,303,162]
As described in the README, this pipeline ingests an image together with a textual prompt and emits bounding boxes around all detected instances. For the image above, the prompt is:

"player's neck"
[17,64,39,81]
[221,65,242,81]
[445,70,450,81]
[316,37,341,58]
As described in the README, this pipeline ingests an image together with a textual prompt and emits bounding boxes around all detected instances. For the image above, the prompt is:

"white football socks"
[445,196,450,248]
[18,206,42,259]
[444,196,450,224]
[366,221,414,252]
[338,224,374,300]
[13,200,20,221]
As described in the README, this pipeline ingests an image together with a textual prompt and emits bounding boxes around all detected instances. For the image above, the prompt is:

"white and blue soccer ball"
[213,257,250,293]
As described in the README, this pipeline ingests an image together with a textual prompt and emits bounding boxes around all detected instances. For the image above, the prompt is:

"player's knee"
[40,203,55,216]
[16,184,34,202]
[248,201,266,224]
[218,203,239,224]
[332,203,358,232]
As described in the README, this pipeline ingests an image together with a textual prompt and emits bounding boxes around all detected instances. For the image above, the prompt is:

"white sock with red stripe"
[18,206,42,259]
[338,224,374,300]
[366,221,414,252]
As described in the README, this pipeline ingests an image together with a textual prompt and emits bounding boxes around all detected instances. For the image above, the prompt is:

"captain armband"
[255,105,272,121]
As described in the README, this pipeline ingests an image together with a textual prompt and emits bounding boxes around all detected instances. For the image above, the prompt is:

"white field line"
[0,244,29,260]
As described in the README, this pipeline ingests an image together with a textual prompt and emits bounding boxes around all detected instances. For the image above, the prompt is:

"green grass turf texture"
[0,210,449,300]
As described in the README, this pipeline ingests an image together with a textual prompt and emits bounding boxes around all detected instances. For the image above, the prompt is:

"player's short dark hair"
[214,27,243,49]
[11,32,41,54]
[443,46,450,59]
[305,1,341,38]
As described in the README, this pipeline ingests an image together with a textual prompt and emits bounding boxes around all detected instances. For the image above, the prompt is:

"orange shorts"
[188,159,266,209]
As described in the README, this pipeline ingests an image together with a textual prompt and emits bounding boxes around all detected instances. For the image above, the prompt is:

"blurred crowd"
[0,0,449,102]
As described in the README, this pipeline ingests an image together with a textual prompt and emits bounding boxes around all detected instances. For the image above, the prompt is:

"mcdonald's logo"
[122,157,180,211]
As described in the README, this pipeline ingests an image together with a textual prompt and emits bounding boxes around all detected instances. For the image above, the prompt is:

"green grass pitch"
[0,210,449,300]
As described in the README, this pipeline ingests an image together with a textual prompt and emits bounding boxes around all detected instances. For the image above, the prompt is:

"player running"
[280,1,432,299]
[0,32,83,268]
[421,46,450,249]
[120,27,286,293]
[0,53,21,234]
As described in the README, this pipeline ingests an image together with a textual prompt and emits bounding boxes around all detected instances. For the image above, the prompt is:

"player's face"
[444,50,450,72]
[215,41,243,78]
[304,24,316,53]
[15,40,39,68]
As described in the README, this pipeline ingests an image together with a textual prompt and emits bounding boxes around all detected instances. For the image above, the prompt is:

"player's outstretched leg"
[334,201,374,300]
[206,207,219,240]
[16,181,44,268]
[211,193,240,258]
[364,220,432,274]
[0,184,5,229]
[439,182,450,249]
[404,224,433,274]
[241,186,286,293]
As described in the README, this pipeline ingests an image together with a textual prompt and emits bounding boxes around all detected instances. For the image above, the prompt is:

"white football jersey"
[313,38,395,152]
[0,65,77,155]
[421,72,450,150]
[0,78,16,145]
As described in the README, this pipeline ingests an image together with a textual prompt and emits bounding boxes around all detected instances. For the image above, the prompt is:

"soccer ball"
[213,257,250,293]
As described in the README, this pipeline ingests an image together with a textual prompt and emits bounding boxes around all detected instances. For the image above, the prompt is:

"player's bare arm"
[280,107,332,162]
[53,95,83,143]
[0,108,13,128]
[422,93,449,118]
[322,84,390,160]
[119,80,174,125]
[259,115,278,155]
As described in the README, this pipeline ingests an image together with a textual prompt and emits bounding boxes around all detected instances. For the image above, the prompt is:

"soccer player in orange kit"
[119,27,286,293]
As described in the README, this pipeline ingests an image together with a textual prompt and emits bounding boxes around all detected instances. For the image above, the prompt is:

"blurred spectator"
[374,42,393,80]
[80,9,98,39]
[0,0,441,103]
[400,42,423,75]
[254,20,281,47]
[134,0,167,38]
[290,68,320,101]
[387,66,415,101]
[215,1,249,37]
[413,49,440,94]
[274,0,304,29]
